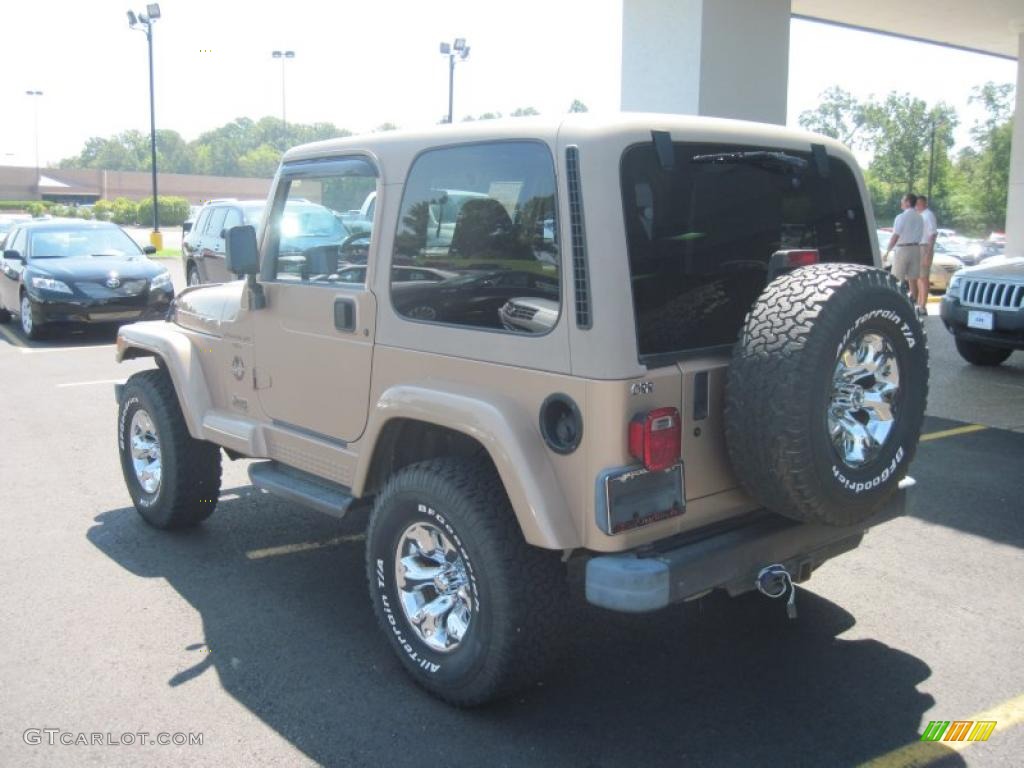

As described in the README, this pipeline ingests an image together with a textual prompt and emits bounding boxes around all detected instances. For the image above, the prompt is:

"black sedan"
[0,219,174,339]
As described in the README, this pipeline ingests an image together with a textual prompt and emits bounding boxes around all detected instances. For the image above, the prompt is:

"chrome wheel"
[394,521,472,653]
[829,332,900,468]
[129,409,162,494]
[20,295,33,336]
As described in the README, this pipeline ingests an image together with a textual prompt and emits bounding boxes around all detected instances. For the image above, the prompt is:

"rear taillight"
[770,249,819,273]
[628,407,681,472]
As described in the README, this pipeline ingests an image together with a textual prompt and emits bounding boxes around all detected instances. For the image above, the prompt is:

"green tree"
[568,99,589,113]
[798,87,865,146]
[510,107,539,117]
[958,82,1014,234]
[237,144,282,178]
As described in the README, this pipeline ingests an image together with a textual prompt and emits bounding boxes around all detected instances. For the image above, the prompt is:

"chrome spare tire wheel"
[117,368,222,529]
[726,263,928,527]
[366,457,568,706]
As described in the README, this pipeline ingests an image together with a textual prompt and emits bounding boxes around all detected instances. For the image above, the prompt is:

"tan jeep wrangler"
[114,114,927,706]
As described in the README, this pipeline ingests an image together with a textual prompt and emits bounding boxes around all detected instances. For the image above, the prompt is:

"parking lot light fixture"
[439,38,470,124]
[271,50,296,148]
[25,90,43,196]
[128,4,162,249]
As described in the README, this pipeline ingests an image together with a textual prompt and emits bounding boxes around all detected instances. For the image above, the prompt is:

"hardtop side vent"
[565,146,592,329]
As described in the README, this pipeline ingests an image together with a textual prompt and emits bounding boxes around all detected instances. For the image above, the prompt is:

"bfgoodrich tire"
[117,368,222,529]
[725,263,928,527]
[365,458,567,706]
[954,337,1012,367]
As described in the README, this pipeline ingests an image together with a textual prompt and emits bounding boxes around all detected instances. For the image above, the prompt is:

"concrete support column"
[621,0,791,125]
[1005,26,1024,257]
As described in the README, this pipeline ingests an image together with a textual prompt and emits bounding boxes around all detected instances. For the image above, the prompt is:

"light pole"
[439,38,470,124]
[128,4,162,250]
[25,90,43,197]
[271,50,296,148]
[926,117,944,202]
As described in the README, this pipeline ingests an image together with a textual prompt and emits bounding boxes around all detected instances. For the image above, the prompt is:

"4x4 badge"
[630,380,655,395]
[231,356,245,381]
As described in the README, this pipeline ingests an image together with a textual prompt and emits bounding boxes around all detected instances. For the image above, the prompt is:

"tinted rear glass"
[620,142,871,362]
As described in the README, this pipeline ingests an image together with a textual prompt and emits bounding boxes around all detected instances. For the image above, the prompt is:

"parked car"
[0,219,173,339]
[183,199,372,286]
[940,255,1024,366]
[113,114,923,706]
[878,229,963,292]
[961,239,1004,266]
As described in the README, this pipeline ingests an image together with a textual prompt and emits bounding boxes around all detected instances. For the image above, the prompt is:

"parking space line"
[919,424,988,442]
[0,324,26,348]
[245,533,366,560]
[858,691,1024,768]
[56,378,126,389]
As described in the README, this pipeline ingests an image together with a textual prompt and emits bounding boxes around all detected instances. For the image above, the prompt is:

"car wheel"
[20,293,46,340]
[187,264,201,287]
[725,264,928,527]
[954,337,1012,367]
[117,368,222,529]
[365,457,568,706]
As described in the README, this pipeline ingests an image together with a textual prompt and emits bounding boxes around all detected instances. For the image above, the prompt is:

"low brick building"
[0,165,272,205]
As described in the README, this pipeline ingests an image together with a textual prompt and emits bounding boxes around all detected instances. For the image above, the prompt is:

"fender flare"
[116,322,212,440]
[355,384,579,550]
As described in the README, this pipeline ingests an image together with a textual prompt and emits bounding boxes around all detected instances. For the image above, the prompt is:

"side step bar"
[248,461,355,519]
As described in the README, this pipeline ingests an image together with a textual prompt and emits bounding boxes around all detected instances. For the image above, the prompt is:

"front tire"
[20,293,46,340]
[366,458,567,706]
[117,368,222,529]
[954,337,1012,367]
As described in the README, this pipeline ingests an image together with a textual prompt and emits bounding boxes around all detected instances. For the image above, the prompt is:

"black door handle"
[334,296,356,332]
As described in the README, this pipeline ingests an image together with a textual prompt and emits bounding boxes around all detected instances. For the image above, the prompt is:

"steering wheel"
[340,231,369,257]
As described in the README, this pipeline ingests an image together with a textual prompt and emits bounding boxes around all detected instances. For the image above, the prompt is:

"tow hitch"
[755,564,798,619]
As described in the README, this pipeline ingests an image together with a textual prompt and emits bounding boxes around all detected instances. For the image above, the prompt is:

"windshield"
[621,141,872,362]
[281,204,348,240]
[29,227,143,259]
[242,205,265,226]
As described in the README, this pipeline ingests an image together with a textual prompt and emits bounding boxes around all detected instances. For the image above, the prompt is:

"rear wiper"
[691,151,808,174]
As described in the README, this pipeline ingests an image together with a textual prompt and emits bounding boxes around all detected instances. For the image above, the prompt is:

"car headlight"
[947,272,963,298]
[150,271,172,291]
[30,276,72,294]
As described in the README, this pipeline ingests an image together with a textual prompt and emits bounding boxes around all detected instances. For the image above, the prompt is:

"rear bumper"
[585,478,912,613]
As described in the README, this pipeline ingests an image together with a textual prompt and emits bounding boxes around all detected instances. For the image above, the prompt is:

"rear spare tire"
[725,263,928,526]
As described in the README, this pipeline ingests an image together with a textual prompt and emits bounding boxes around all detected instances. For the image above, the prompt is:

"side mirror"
[143,245,157,255]
[3,249,23,263]
[182,221,193,234]
[225,225,259,276]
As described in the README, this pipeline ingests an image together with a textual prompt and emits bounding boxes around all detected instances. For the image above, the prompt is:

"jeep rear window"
[620,142,872,363]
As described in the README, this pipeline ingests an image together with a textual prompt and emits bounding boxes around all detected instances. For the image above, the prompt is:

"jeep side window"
[391,141,560,334]
[263,162,377,284]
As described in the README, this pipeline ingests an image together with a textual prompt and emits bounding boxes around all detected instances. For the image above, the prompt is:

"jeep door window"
[392,141,560,333]
[620,141,872,362]
[264,159,377,284]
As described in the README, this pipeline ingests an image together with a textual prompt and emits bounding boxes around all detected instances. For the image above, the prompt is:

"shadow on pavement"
[88,490,953,768]
[910,417,1024,548]
[0,321,118,350]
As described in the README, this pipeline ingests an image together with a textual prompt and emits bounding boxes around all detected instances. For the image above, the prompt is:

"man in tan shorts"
[916,195,938,313]
[884,193,925,311]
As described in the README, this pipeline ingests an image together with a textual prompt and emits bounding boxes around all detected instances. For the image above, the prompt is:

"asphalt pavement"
[0,275,1021,767]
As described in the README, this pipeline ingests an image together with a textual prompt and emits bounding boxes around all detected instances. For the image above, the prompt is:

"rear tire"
[118,368,222,529]
[726,264,928,527]
[954,337,1012,367]
[365,457,568,706]
[187,264,201,287]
